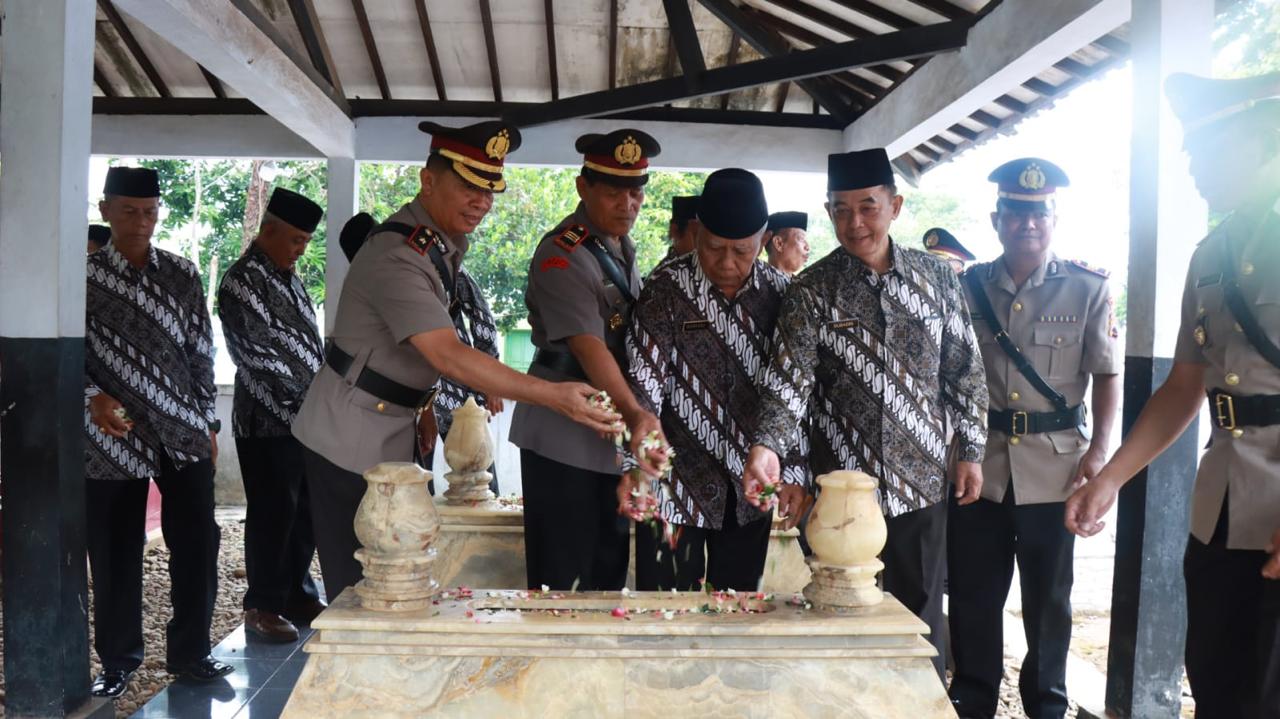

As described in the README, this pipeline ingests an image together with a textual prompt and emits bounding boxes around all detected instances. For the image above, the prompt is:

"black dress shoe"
[91,670,133,698]
[284,598,328,627]
[166,656,234,682]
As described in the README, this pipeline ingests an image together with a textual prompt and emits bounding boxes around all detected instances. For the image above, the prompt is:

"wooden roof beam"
[350,0,391,100]
[544,0,560,100]
[609,0,619,89]
[415,0,447,101]
[663,0,707,89]
[478,0,503,103]
[99,0,171,98]
[288,0,345,98]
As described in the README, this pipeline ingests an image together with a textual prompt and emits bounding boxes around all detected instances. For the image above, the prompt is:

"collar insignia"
[554,224,588,252]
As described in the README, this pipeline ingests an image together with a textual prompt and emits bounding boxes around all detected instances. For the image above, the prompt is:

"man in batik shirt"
[745,148,989,676]
[218,188,326,644]
[624,169,805,592]
[84,167,232,697]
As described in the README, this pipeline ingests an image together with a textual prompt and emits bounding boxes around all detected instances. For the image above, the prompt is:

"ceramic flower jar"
[802,470,888,609]
[442,396,496,504]
[352,462,441,610]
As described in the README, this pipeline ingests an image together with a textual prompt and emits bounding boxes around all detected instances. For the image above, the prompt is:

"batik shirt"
[217,244,324,438]
[84,243,217,480]
[434,268,500,437]
[626,255,805,530]
[754,244,989,518]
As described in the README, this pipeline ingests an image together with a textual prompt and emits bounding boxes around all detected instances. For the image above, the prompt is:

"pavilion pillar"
[1106,0,1212,716]
[324,157,359,335]
[0,1,109,717]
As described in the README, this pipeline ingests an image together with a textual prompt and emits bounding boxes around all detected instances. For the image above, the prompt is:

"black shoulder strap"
[582,237,636,305]
[373,221,460,319]
[964,270,1070,412]
[1217,231,1280,371]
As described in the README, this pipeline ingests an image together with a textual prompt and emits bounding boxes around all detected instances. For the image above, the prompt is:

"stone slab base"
[282,589,955,719]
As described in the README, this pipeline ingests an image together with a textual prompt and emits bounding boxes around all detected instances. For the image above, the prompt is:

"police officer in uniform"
[924,227,977,274]
[1067,72,1280,718]
[292,121,620,603]
[762,211,810,275]
[510,129,670,591]
[949,159,1121,719]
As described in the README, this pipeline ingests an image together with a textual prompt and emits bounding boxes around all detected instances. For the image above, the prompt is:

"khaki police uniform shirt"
[509,203,642,475]
[964,253,1121,505]
[292,199,460,475]
[1174,202,1280,551]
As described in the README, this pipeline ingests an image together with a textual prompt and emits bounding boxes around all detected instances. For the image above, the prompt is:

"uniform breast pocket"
[1032,326,1082,379]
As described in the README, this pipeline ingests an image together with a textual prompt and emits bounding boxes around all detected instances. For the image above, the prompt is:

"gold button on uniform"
[1194,326,1206,345]
[1009,436,1021,446]
[376,401,386,412]
[1225,373,1240,386]
[1232,428,1245,438]
[1012,302,1024,312]
[1009,391,1020,401]
[1242,262,1254,276]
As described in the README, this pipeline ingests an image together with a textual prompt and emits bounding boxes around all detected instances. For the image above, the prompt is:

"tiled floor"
[127,625,310,719]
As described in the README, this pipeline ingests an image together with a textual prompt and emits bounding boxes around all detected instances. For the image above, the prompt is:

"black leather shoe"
[284,598,327,627]
[167,656,235,682]
[90,670,133,698]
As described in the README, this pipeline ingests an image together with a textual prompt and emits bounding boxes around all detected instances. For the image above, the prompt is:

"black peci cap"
[767,211,807,232]
[576,129,661,187]
[339,212,376,262]
[88,224,112,249]
[419,120,522,193]
[923,227,975,262]
[104,167,160,198]
[827,148,895,193]
[671,195,700,224]
[697,168,768,240]
[989,157,1070,210]
[266,188,323,233]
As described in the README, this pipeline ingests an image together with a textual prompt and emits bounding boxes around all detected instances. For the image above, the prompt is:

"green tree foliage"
[357,163,706,332]
[1216,0,1280,76]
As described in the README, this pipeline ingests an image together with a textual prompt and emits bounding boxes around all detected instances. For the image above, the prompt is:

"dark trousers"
[635,488,772,592]
[301,447,367,604]
[86,457,219,671]
[237,436,320,613]
[947,489,1075,719]
[521,449,629,591]
[883,500,948,680]
[1184,503,1280,719]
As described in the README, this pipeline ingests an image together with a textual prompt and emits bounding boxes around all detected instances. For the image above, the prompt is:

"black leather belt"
[1209,389,1280,429]
[325,345,432,409]
[531,348,587,381]
[988,404,1086,436]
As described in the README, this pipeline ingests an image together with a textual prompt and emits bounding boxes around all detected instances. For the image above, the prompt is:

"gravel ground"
[0,508,251,718]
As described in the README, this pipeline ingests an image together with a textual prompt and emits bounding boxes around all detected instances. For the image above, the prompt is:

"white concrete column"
[1107,1,1212,717]
[0,1,103,716]
[324,157,359,335]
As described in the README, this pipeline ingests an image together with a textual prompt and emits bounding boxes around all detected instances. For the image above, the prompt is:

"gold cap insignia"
[1194,326,1206,346]
[1019,163,1047,190]
[485,129,511,161]
[615,136,643,166]
[925,232,939,248]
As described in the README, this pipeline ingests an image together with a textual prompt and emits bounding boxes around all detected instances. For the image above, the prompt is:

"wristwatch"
[209,420,222,433]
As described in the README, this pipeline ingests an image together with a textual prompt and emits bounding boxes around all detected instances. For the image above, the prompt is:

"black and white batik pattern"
[625,255,805,530]
[217,244,324,438]
[433,269,500,437]
[85,244,217,481]
[755,244,988,518]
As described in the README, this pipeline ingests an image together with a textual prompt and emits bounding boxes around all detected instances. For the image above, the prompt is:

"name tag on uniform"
[682,319,711,332]
[1196,273,1222,288]
[826,318,859,330]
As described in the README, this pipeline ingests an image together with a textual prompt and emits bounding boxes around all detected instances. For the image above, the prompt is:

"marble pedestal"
[432,498,812,593]
[282,589,954,718]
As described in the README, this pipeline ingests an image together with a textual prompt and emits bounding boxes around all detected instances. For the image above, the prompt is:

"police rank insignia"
[615,136,643,165]
[554,224,588,252]
[404,225,442,256]
[1019,163,1047,190]
[1194,325,1207,345]
[1066,259,1110,278]
[485,129,511,160]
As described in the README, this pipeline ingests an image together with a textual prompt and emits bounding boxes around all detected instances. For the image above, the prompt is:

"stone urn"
[802,470,888,610]
[442,397,495,504]
[352,462,441,611]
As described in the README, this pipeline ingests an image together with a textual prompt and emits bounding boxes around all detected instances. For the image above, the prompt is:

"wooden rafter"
[992,94,1029,113]
[287,0,345,98]
[99,0,171,97]
[750,5,906,88]
[834,0,917,30]
[544,0,559,100]
[415,0,448,101]
[479,0,503,103]
[608,0,619,89]
[198,65,226,99]
[663,0,707,86]
[774,81,790,113]
[351,0,391,100]
[900,0,970,21]
[94,63,118,98]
